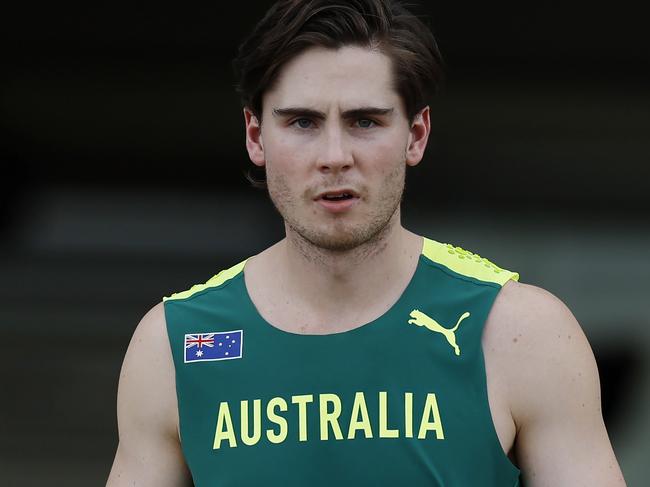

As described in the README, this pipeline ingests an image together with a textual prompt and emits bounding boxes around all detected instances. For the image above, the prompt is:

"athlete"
[106,1,626,485]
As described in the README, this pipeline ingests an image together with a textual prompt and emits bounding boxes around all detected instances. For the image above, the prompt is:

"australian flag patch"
[184,330,243,363]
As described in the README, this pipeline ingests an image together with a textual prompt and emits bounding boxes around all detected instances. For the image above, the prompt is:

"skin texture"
[242,45,429,333]
[107,303,192,487]
[245,46,426,254]
[484,281,626,485]
[106,46,626,486]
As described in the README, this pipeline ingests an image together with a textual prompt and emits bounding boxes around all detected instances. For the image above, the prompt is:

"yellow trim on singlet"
[422,238,519,286]
[164,238,518,301]
[163,259,248,302]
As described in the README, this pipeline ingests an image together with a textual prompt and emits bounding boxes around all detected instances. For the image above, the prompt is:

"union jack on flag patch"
[184,330,243,363]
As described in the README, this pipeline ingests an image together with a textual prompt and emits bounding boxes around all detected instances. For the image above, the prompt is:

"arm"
[487,281,626,486]
[106,303,193,487]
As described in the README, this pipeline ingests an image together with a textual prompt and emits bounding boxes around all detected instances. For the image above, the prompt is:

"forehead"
[264,45,399,111]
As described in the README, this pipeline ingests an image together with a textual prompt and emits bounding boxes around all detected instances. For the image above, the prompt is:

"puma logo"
[408,310,471,356]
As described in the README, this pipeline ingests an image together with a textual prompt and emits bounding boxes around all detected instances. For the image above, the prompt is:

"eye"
[292,118,314,129]
[356,119,376,128]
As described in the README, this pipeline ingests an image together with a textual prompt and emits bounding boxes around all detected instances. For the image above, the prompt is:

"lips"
[315,189,359,201]
[314,189,360,213]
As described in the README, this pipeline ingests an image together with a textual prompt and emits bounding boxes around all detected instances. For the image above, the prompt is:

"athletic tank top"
[164,238,522,486]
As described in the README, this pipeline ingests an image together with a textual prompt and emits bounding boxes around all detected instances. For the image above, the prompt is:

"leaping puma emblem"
[408,310,471,356]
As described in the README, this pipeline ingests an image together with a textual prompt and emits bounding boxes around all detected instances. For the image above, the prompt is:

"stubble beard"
[266,163,406,254]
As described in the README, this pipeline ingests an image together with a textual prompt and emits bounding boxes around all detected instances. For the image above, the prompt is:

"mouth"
[315,189,359,201]
[314,189,360,213]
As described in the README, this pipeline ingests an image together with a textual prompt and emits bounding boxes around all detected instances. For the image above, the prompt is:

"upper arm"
[106,302,193,487]
[488,281,626,486]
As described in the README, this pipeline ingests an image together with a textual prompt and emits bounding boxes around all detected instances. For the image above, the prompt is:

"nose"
[316,126,353,173]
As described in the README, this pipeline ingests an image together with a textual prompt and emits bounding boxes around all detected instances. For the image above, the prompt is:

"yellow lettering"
[379,391,399,438]
[213,401,237,449]
[319,393,343,440]
[240,399,261,446]
[266,397,288,444]
[404,392,413,438]
[347,392,373,439]
[291,394,314,442]
[418,393,444,440]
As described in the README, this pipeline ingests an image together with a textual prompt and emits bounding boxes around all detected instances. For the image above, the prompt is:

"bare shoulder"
[483,280,626,485]
[484,279,592,362]
[106,302,191,486]
[484,279,598,420]
[123,303,172,372]
[485,279,584,340]
[116,301,179,441]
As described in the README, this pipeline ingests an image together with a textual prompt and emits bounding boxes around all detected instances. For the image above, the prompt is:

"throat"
[245,231,423,335]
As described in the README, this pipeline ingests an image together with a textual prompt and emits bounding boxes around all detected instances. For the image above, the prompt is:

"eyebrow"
[272,106,394,120]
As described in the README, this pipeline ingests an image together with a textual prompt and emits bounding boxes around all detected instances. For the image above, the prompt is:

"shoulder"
[108,303,193,484]
[487,279,579,330]
[118,302,179,439]
[484,280,600,424]
[132,301,168,342]
[485,279,589,353]
[126,302,172,366]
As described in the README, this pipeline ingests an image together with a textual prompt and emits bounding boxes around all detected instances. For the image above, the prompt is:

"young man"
[107,1,626,485]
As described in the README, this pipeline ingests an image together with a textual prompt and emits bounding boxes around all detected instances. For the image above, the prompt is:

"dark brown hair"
[233,0,445,187]
[233,0,445,122]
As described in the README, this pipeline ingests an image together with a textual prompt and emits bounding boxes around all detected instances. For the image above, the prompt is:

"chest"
[171,312,519,485]
[165,267,521,485]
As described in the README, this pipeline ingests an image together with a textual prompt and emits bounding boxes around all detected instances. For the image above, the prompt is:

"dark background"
[1,2,648,485]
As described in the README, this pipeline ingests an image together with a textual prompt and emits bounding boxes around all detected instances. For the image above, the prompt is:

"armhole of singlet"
[480,280,522,479]
[162,299,186,450]
[420,237,522,479]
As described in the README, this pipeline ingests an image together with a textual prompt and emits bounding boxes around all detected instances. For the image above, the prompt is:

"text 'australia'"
[213,391,445,449]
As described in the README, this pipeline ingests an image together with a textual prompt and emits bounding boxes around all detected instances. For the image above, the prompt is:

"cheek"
[362,143,406,181]
[373,161,406,201]
[360,132,408,165]
[263,130,311,171]
[264,156,307,206]
[265,169,294,211]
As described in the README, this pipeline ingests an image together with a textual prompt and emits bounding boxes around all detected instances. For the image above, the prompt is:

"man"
[107,1,626,485]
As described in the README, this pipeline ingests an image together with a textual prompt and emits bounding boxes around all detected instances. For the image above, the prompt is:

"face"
[244,45,430,251]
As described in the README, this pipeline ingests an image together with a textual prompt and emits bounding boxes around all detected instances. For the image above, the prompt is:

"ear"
[405,106,430,167]
[244,107,265,167]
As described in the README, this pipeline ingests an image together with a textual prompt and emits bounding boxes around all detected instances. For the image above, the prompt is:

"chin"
[296,221,393,252]
[307,235,366,252]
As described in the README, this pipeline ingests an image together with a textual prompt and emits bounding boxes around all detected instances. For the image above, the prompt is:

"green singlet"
[164,237,522,486]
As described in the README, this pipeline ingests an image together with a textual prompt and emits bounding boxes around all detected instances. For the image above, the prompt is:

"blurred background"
[1,2,648,485]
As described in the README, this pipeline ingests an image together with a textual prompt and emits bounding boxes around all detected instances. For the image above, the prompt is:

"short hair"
[233,0,445,123]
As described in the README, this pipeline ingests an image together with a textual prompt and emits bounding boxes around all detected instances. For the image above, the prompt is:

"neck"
[268,209,422,329]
